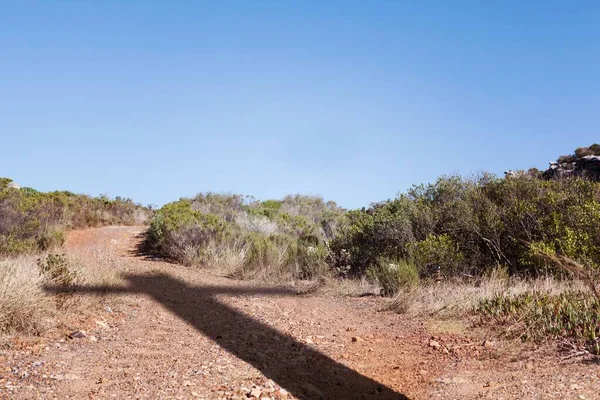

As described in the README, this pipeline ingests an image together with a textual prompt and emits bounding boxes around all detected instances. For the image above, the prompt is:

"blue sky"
[1,1,598,208]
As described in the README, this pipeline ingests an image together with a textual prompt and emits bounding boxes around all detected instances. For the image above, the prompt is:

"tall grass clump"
[0,257,49,332]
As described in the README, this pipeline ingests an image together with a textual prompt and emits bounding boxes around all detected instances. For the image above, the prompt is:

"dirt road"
[2,227,599,399]
[1,227,446,399]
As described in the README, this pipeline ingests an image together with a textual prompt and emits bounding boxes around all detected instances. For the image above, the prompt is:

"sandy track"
[1,227,443,399]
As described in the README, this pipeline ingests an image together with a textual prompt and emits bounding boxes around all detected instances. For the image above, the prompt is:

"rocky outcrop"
[543,154,600,181]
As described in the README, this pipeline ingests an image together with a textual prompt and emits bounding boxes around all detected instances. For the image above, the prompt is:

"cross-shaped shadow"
[45,273,409,399]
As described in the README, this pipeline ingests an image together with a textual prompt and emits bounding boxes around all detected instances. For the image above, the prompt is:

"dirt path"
[0,227,445,399]
[3,227,599,399]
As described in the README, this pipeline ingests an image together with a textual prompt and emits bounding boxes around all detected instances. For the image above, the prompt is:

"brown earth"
[1,226,599,399]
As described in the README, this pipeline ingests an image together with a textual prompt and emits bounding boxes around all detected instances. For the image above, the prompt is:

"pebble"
[429,340,441,350]
[68,330,87,339]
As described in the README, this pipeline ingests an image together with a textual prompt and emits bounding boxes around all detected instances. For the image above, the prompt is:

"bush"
[331,174,600,280]
[412,234,465,278]
[144,194,343,282]
[366,257,419,296]
[477,291,600,354]
[37,254,77,287]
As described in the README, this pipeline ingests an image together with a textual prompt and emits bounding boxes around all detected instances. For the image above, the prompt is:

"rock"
[429,340,441,350]
[482,340,494,349]
[182,380,193,387]
[351,336,364,343]
[525,362,534,370]
[105,306,113,313]
[300,383,324,398]
[484,381,500,389]
[68,330,87,339]
[250,388,262,398]
[96,320,110,329]
[542,147,600,181]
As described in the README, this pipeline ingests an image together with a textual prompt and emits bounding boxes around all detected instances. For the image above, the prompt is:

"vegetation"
[330,173,600,293]
[0,177,150,256]
[5,144,600,352]
[142,144,600,298]
[477,291,600,354]
[144,193,344,281]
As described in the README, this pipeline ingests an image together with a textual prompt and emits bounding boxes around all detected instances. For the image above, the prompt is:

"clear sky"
[1,1,598,208]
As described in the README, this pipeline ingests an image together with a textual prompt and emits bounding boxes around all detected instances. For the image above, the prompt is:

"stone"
[96,320,110,329]
[68,330,87,339]
[351,336,364,343]
[429,340,441,350]
[525,362,534,370]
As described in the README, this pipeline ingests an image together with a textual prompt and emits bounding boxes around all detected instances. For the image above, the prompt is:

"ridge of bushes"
[144,145,600,298]
[0,177,151,256]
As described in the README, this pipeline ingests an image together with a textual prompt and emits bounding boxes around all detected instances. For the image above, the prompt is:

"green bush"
[412,234,464,277]
[144,193,344,281]
[477,291,600,355]
[284,240,329,280]
[331,173,600,280]
[37,254,77,287]
[366,257,419,296]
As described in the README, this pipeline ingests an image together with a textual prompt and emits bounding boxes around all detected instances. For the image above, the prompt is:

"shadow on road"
[45,273,409,399]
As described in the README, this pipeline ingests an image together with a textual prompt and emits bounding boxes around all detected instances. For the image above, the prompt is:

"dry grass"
[324,276,381,297]
[0,251,124,334]
[0,257,50,333]
[386,273,588,318]
[203,240,250,278]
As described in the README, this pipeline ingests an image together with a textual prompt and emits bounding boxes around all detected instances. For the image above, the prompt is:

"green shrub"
[241,235,285,276]
[477,291,600,355]
[284,240,329,280]
[37,254,77,287]
[331,173,600,280]
[144,193,345,282]
[366,258,419,296]
[412,234,464,277]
